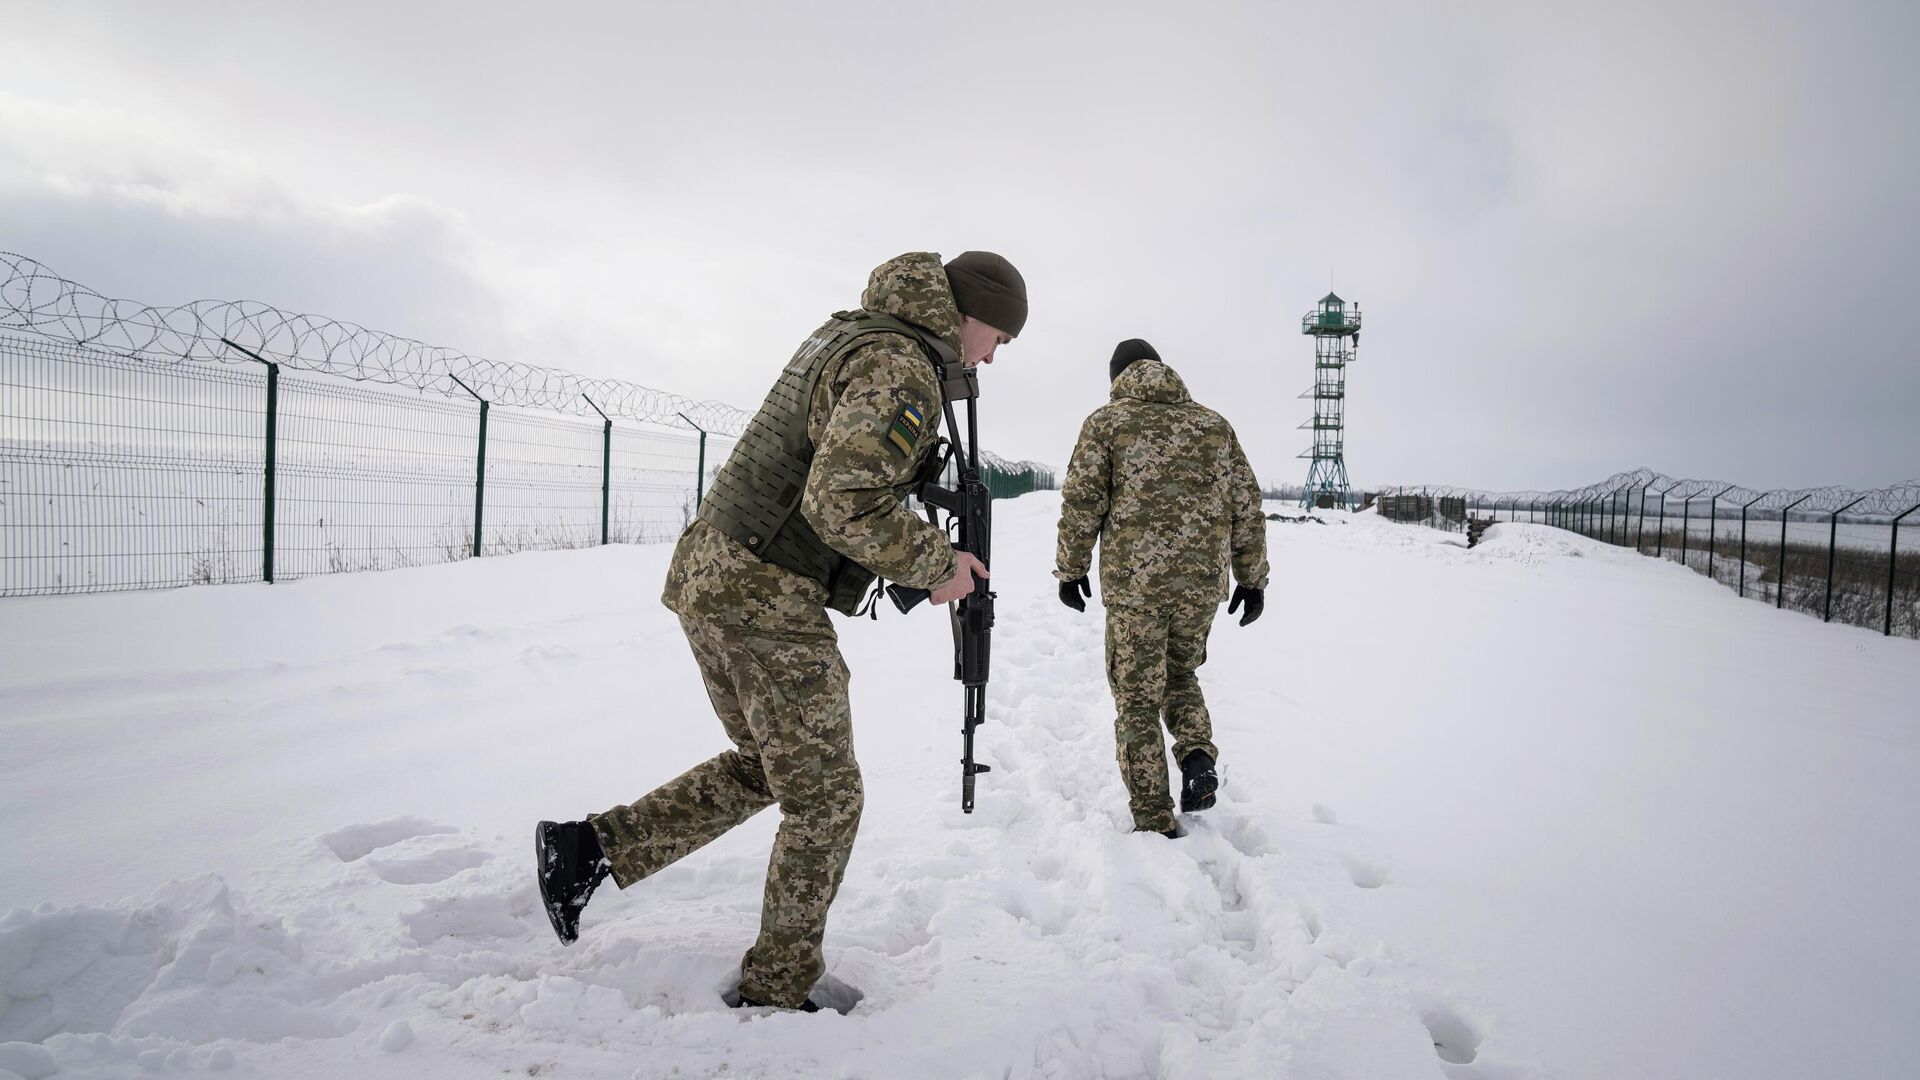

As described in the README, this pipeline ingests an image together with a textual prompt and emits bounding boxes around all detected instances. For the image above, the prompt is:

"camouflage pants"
[587,615,862,1009]
[1106,598,1220,832]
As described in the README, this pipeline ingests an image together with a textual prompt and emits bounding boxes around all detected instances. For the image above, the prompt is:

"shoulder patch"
[887,403,927,458]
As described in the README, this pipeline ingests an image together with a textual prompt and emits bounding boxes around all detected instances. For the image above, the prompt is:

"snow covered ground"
[2,494,1916,1079]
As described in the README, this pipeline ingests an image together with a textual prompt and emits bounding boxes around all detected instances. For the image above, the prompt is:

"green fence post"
[450,375,488,558]
[1891,504,1919,637]
[1737,493,1766,598]
[1636,481,1655,552]
[1825,496,1867,622]
[584,396,612,545]
[220,338,280,584]
[263,364,278,581]
[1680,494,1695,568]
[1776,493,1812,609]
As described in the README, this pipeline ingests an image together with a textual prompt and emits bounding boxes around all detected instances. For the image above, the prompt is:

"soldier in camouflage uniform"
[534,251,1026,1012]
[1054,338,1269,837]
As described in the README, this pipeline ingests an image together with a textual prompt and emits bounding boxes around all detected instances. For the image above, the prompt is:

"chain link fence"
[1369,469,1920,639]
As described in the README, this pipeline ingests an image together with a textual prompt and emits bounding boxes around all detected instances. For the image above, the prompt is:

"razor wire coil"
[0,251,751,435]
[1378,468,1919,519]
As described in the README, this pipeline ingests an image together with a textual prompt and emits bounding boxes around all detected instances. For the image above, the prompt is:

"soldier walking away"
[534,251,1027,1012]
[1054,338,1269,838]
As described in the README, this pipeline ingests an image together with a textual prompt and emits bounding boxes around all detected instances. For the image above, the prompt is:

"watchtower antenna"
[1298,292,1362,510]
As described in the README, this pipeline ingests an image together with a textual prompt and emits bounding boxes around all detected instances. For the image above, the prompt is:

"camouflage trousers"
[1106,597,1220,833]
[587,615,862,1009]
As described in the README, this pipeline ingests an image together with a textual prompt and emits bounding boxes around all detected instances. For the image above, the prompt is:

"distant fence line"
[0,255,1055,598]
[1369,468,1920,639]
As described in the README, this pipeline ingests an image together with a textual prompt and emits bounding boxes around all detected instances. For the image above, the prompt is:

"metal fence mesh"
[275,371,480,577]
[2,334,266,594]
[485,407,610,556]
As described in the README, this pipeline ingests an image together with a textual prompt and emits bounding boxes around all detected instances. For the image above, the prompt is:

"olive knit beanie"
[944,251,1028,338]
[1110,338,1161,382]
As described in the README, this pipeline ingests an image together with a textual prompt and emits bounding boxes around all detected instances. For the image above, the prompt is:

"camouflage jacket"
[1054,359,1269,608]
[663,252,961,640]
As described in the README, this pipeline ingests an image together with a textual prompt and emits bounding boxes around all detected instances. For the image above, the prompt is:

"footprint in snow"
[1343,857,1389,889]
[365,845,493,885]
[1298,904,1323,943]
[1215,814,1275,858]
[1420,1002,1482,1065]
[318,817,460,862]
[1192,851,1259,957]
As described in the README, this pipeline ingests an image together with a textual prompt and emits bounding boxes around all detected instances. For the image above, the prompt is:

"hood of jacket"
[860,251,964,360]
[1110,358,1192,405]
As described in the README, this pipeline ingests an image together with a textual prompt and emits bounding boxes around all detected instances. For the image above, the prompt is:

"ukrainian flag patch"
[887,404,925,457]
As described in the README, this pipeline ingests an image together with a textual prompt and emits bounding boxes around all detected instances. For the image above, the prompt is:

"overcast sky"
[3,0,1914,492]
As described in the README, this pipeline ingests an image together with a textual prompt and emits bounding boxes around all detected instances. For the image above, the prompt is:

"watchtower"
[1299,292,1362,509]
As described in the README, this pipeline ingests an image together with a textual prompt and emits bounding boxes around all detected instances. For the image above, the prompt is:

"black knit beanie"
[944,251,1028,337]
[1110,338,1161,382]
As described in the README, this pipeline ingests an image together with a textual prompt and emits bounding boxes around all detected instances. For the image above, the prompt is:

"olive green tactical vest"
[696,311,946,615]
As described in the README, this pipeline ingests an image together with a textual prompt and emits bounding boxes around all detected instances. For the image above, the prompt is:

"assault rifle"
[885,357,993,813]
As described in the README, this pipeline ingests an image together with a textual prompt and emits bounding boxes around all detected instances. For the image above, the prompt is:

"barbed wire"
[1378,468,1920,517]
[0,251,751,435]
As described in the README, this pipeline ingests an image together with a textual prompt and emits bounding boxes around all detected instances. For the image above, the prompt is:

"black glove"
[1228,585,1264,626]
[1059,576,1091,612]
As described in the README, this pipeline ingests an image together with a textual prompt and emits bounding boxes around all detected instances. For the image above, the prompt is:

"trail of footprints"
[999,605,1480,1069]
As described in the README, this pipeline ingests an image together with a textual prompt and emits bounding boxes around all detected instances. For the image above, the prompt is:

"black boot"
[1179,750,1218,813]
[535,820,610,945]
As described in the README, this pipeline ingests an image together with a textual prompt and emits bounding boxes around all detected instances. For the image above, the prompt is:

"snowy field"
[2,495,1917,1079]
